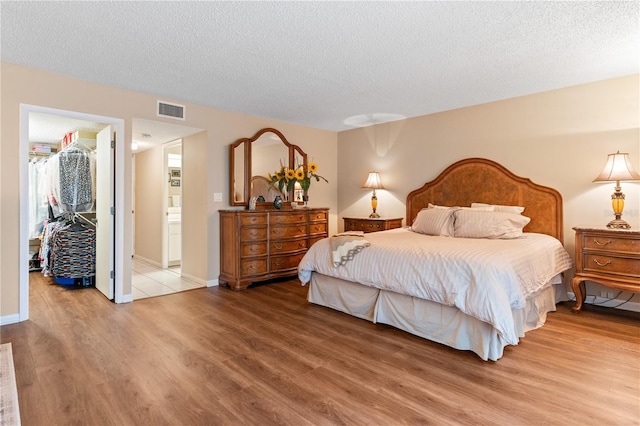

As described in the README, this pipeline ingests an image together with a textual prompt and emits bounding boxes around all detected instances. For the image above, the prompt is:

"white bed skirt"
[307,273,564,361]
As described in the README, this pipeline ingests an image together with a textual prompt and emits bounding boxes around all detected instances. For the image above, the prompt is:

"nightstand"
[571,226,640,312]
[343,217,403,233]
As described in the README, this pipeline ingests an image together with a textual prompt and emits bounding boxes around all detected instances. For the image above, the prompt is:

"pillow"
[471,202,525,214]
[454,210,531,239]
[411,207,457,236]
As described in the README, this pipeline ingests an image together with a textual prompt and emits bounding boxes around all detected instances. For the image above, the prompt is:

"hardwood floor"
[1,272,639,425]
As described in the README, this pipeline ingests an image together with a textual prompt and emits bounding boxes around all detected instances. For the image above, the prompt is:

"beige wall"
[338,74,640,305]
[0,62,338,320]
[133,145,164,265]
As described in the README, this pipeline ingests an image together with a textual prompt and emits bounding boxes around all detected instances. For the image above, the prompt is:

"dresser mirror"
[230,128,307,206]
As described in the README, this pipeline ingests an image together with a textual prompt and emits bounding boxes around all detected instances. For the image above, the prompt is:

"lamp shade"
[362,171,384,189]
[593,151,640,182]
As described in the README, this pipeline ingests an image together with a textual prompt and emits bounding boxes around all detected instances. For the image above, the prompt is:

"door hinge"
[110,207,115,215]
[111,139,115,149]
[110,270,114,279]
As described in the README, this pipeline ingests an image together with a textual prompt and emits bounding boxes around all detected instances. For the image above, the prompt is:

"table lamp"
[362,171,384,218]
[593,151,640,229]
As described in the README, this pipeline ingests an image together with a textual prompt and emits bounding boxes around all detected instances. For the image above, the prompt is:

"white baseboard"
[132,255,162,269]
[121,293,133,303]
[567,292,640,313]
[0,314,21,326]
[207,278,219,288]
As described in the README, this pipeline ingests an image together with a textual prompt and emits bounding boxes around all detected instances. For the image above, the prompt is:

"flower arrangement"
[267,162,297,196]
[294,161,328,194]
[267,160,328,200]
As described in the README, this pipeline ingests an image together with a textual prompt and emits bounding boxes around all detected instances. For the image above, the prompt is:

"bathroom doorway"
[165,141,182,273]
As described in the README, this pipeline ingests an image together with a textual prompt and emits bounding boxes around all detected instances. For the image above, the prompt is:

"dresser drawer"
[240,214,268,226]
[309,211,327,222]
[241,242,268,257]
[270,225,307,239]
[240,258,268,276]
[583,234,639,254]
[309,222,327,236]
[583,254,640,278]
[309,236,326,247]
[241,227,267,241]
[270,252,305,272]
[348,220,385,232]
[270,238,307,254]
[270,212,307,224]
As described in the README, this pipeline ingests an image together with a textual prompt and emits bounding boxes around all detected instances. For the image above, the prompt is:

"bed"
[298,158,573,361]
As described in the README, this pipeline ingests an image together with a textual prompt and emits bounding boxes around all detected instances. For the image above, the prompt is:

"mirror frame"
[229,128,307,206]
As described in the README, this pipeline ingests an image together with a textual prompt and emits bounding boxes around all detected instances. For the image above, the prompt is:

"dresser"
[343,217,403,233]
[571,226,640,312]
[219,208,329,290]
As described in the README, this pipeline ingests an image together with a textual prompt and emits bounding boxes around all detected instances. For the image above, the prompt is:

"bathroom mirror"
[229,128,307,206]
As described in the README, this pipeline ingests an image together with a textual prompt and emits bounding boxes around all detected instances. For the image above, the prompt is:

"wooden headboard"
[406,158,564,243]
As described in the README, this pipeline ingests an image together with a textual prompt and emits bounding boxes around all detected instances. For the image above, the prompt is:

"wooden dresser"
[343,217,403,233]
[571,226,640,312]
[219,208,329,290]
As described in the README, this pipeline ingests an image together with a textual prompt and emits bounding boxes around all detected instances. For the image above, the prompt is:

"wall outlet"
[600,291,607,298]
[214,192,222,202]
[607,292,615,299]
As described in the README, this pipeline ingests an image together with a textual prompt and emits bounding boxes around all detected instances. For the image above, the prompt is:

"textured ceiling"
[2,1,639,132]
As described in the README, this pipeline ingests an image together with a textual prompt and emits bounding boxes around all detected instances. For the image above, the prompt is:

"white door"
[95,126,114,299]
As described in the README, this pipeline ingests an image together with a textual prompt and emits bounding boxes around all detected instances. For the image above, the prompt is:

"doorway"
[130,118,204,300]
[19,105,126,320]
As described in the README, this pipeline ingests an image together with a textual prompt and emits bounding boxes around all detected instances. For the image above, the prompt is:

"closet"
[29,131,99,287]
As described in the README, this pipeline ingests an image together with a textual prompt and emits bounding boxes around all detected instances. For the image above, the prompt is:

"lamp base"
[606,218,631,229]
[369,212,380,218]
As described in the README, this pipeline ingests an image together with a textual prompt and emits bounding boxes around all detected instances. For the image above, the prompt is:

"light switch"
[214,192,223,202]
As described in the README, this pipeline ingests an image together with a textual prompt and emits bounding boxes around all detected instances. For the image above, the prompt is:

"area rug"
[0,343,21,426]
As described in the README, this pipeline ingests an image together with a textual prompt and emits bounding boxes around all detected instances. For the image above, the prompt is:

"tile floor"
[132,258,204,300]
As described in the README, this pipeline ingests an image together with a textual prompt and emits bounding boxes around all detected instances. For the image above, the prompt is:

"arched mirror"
[229,128,307,206]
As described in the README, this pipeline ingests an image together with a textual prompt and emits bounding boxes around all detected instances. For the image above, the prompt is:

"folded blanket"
[330,231,371,266]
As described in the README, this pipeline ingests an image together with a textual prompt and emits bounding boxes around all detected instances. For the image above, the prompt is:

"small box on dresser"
[343,217,403,233]
[571,226,640,312]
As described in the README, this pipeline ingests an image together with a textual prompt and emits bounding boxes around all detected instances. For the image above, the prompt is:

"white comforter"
[298,228,573,345]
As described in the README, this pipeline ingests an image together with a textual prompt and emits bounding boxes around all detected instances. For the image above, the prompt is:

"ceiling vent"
[157,100,185,120]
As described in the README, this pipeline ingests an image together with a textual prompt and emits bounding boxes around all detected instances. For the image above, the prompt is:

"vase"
[273,195,283,209]
[302,194,309,208]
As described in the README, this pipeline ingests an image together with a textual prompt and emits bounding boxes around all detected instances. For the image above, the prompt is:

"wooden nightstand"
[343,217,403,233]
[571,226,640,312]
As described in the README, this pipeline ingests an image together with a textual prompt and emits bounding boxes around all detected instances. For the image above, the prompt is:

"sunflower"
[285,169,296,180]
[295,169,305,180]
[308,162,319,173]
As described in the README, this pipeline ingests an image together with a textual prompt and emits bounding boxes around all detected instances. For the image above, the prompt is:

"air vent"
[157,100,185,120]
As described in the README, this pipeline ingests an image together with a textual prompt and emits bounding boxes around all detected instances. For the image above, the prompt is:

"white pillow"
[412,207,457,236]
[471,202,525,214]
[454,210,531,239]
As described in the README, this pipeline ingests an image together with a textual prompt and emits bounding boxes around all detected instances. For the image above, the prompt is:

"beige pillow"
[454,210,531,239]
[471,202,525,214]
[412,207,457,236]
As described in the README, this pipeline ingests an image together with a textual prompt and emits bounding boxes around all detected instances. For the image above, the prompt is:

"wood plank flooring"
[1,272,638,425]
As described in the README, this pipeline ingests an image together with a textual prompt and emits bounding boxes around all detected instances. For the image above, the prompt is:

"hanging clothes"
[57,148,94,213]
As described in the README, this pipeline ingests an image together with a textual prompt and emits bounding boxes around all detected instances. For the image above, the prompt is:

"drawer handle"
[249,230,259,237]
[593,238,611,246]
[593,258,611,267]
[273,261,283,268]
[299,242,306,248]
[249,246,258,253]
[274,244,283,249]
[249,264,258,270]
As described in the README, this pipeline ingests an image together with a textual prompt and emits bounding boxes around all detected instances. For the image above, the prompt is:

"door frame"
[19,104,127,320]
[163,140,182,269]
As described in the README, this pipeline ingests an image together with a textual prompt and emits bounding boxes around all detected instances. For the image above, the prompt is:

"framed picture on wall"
[171,169,181,177]
[170,179,181,187]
